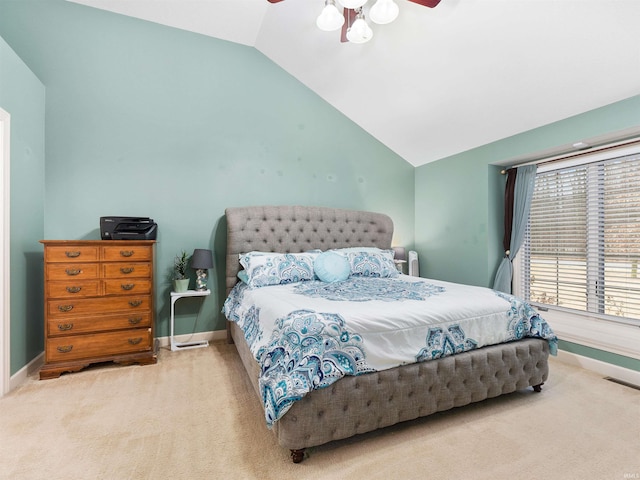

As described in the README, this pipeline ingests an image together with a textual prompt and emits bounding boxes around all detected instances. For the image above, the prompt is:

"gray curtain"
[493,164,537,293]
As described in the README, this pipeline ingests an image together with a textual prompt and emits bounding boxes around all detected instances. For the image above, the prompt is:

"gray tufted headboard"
[225,205,394,294]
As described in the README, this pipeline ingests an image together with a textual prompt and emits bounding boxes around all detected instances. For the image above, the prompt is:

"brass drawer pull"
[58,304,74,312]
[121,283,135,291]
[65,268,82,276]
[129,300,142,307]
[57,323,74,331]
[128,317,142,325]
[65,251,81,258]
[56,345,73,353]
[128,337,142,345]
[66,286,82,294]
[120,267,134,274]
[120,250,134,257]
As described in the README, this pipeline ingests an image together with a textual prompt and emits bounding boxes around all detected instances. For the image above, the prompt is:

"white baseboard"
[155,330,226,349]
[10,351,43,391]
[554,349,640,388]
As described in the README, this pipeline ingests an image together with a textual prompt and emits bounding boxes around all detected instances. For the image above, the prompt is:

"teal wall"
[0,0,415,372]
[415,95,640,370]
[414,154,504,287]
[0,36,46,375]
[415,95,640,287]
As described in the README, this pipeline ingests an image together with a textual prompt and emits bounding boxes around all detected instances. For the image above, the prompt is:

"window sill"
[538,307,640,361]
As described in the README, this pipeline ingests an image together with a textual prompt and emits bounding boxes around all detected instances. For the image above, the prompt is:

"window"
[518,144,640,327]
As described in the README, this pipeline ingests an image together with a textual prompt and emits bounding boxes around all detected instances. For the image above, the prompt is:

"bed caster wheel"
[290,449,305,463]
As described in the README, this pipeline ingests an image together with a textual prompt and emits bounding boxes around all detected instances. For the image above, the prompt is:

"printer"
[100,216,158,240]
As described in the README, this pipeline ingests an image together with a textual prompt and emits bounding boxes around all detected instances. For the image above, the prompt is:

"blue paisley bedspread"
[222,276,557,427]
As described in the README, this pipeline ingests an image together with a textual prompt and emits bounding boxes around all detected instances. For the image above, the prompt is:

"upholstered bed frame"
[224,205,550,463]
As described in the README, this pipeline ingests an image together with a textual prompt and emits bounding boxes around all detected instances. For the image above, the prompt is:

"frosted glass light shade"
[338,0,368,9]
[369,0,399,24]
[346,16,373,43]
[317,1,345,31]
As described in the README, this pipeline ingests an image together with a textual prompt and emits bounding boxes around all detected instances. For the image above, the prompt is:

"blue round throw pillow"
[314,251,350,283]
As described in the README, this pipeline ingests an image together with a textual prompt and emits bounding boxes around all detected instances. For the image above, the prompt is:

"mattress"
[223,274,557,426]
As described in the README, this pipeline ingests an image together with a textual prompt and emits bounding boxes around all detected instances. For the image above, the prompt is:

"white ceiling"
[68,0,640,166]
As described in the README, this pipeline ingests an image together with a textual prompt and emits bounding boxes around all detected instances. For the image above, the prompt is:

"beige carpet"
[1,342,638,480]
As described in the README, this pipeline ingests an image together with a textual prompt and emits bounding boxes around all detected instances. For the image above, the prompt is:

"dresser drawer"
[47,312,151,336]
[46,263,100,281]
[102,246,152,262]
[102,262,151,279]
[48,295,151,317]
[46,246,100,263]
[104,279,151,296]
[47,280,101,299]
[46,329,152,362]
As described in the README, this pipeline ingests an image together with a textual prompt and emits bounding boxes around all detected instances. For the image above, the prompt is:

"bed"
[223,205,556,463]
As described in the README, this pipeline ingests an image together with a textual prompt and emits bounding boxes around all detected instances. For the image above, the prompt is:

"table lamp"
[191,248,213,291]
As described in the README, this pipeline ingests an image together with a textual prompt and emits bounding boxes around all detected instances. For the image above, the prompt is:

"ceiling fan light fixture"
[369,0,399,24]
[316,0,345,31]
[338,0,368,9]
[346,10,373,43]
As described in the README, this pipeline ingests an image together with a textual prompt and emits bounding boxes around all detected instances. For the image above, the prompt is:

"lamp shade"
[191,249,213,269]
[338,0,368,8]
[317,0,345,31]
[346,13,373,43]
[369,0,399,24]
[392,246,406,261]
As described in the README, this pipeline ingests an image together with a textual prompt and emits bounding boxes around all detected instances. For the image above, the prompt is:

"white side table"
[170,289,211,351]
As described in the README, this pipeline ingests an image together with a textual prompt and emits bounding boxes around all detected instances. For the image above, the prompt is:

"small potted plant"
[173,250,190,292]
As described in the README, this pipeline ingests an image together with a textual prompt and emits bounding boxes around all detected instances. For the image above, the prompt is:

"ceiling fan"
[267,0,442,43]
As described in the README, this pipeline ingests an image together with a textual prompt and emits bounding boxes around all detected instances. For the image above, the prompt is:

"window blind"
[521,151,640,324]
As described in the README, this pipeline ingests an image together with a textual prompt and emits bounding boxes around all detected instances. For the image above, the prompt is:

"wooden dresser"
[39,240,157,379]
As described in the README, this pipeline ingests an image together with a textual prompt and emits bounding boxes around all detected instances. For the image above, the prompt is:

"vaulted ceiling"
[68,0,640,166]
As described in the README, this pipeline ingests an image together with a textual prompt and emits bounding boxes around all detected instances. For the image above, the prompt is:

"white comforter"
[223,275,557,426]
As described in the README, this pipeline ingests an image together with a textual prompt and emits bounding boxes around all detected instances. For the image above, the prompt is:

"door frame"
[0,108,11,397]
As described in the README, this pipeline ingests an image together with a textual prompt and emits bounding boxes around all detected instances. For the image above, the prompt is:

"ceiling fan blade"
[267,0,285,3]
[340,8,357,43]
[407,0,442,7]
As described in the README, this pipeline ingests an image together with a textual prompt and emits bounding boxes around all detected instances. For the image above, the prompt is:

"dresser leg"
[39,352,157,380]
[39,363,88,380]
